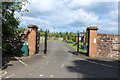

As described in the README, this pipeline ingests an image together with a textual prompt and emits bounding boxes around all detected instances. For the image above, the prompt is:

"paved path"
[2,41,119,78]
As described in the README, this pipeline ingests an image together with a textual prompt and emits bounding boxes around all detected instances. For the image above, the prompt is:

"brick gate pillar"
[27,25,38,55]
[87,27,98,57]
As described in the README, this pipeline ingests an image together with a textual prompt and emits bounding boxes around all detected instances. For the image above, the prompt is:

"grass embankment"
[40,40,44,43]
[62,42,77,49]
[44,39,87,53]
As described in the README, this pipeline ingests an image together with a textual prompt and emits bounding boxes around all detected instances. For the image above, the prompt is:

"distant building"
[40,36,45,40]
[57,38,63,40]
[48,36,56,40]
[75,32,85,42]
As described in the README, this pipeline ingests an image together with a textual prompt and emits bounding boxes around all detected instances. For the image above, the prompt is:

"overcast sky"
[16,0,118,34]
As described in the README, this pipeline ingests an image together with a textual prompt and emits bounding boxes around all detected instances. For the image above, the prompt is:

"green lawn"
[40,40,44,43]
[62,42,77,49]
[62,41,88,53]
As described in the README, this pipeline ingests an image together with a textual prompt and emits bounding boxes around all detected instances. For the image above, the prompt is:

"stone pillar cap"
[27,25,39,29]
[87,27,98,30]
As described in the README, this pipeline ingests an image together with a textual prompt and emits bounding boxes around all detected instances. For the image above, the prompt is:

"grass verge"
[62,41,87,53]
[40,40,51,43]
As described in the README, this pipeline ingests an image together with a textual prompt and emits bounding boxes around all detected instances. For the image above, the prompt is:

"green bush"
[83,43,88,46]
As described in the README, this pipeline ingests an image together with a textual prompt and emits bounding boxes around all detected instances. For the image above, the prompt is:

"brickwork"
[27,25,38,55]
[87,27,98,57]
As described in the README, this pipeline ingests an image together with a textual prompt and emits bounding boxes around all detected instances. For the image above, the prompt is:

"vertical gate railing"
[81,31,88,55]
[77,31,88,54]
[44,30,47,54]
[36,31,40,53]
[77,31,80,53]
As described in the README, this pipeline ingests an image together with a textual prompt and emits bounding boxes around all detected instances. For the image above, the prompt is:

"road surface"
[1,41,119,78]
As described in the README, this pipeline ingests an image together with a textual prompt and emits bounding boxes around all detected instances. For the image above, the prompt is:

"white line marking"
[76,57,117,68]
[0,71,7,77]
[39,74,43,77]
[76,58,85,60]
[50,75,54,77]
[43,56,47,58]
[61,64,64,68]
[46,63,48,65]
[2,71,7,76]
[6,74,14,78]
[28,74,32,75]
[14,57,28,66]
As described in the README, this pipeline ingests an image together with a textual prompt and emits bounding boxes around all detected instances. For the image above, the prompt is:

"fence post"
[87,27,98,57]
[27,25,38,55]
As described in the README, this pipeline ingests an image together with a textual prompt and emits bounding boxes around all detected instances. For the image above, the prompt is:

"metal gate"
[76,31,88,56]
[36,31,40,53]
[39,30,48,54]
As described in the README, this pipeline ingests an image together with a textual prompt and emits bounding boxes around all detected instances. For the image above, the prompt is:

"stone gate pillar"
[87,27,98,57]
[27,25,38,55]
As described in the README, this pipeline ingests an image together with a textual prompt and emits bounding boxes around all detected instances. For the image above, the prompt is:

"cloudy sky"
[17,0,118,34]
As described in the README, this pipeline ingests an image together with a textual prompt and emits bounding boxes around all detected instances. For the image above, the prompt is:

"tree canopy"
[2,2,27,38]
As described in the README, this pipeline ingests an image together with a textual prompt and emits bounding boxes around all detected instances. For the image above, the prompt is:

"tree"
[18,27,27,31]
[47,30,50,37]
[2,2,28,56]
[69,32,73,40]
[59,32,62,38]
[72,33,77,42]
[2,2,28,38]
[38,29,45,37]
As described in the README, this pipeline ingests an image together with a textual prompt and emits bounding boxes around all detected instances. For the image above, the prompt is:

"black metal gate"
[36,31,40,53]
[77,31,88,56]
[44,30,47,54]
[39,30,48,54]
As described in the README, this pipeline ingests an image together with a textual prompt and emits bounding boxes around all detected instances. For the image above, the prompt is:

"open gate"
[76,31,88,56]
[36,31,40,53]
[39,30,48,54]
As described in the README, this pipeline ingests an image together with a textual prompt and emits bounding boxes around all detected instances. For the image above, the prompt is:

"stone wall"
[97,33,120,58]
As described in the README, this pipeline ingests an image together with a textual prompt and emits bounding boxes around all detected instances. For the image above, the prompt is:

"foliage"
[62,42,87,53]
[67,40,73,42]
[17,27,27,31]
[2,2,27,38]
[38,29,45,36]
[2,2,28,55]
[85,29,88,43]
[38,29,85,43]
